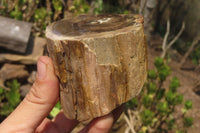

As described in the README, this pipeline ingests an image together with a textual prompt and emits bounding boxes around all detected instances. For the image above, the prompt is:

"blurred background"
[0,0,200,133]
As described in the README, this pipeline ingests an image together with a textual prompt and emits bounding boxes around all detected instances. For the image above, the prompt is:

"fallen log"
[0,16,32,54]
[0,37,46,64]
[46,14,147,123]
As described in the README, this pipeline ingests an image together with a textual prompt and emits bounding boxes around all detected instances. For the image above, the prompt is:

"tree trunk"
[46,14,147,123]
[141,0,157,36]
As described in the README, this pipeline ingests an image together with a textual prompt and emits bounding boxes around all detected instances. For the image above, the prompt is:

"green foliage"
[50,101,61,118]
[123,10,130,14]
[170,77,180,92]
[175,94,184,104]
[167,118,175,130]
[34,7,48,22]
[9,0,26,20]
[176,130,184,133]
[148,82,157,94]
[165,91,176,105]
[154,57,170,81]
[52,0,63,12]
[93,0,104,14]
[156,102,169,115]
[34,7,51,32]
[142,94,153,108]
[157,65,170,81]
[126,97,138,108]
[70,0,90,15]
[183,117,193,127]
[0,87,4,94]
[0,80,21,116]
[126,57,193,132]
[140,109,155,126]
[154,57,164,68]
[6,80,21,106]
[0,87,4,103]
[184,100,193,110]
[148,70,157,79]
[10,9,23,20]
[165,91,183,106]
[0,0,63,36]
[156,88,165,100]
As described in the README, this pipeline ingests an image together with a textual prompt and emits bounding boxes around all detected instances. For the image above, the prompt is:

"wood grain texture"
[46,14,147,123]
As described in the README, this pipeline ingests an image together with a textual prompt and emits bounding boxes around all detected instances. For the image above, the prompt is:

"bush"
[0,0,64,36]
[126,57,193,132]
[0,79,21,116]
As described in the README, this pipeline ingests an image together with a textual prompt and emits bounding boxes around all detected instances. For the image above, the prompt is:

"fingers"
[36,111,79,133]
[35,118,59,133]
[79,113,114,133]
[0,56,59,133]
[88,113,114,133]
[80,105,124,133]
[53,111,79,132]
[42,105,124,133]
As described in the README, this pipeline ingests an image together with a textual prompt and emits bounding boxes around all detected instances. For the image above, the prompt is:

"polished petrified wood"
[46,14,147,123]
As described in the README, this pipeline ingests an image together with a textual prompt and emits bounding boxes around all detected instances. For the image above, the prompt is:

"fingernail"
[37,60,47,80]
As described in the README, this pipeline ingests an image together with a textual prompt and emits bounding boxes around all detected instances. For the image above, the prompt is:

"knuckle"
[25,82,46,105]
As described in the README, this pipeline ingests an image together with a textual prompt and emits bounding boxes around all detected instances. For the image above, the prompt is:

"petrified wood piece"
[46,14,147,123]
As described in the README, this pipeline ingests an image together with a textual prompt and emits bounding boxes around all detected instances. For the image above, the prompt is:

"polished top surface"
[51,14,140,37]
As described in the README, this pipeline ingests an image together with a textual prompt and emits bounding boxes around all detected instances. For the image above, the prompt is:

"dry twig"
[179,37,200,68]
[125,126,131,133]
[161,20,185,58]
[162,20,170,53]
[124,114,136,133]
[124,109,137,133]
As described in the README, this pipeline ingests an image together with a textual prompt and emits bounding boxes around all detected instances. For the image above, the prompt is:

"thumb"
[0,56,59,133]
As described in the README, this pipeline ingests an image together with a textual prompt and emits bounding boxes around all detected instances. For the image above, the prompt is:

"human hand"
[0,56,124,133]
